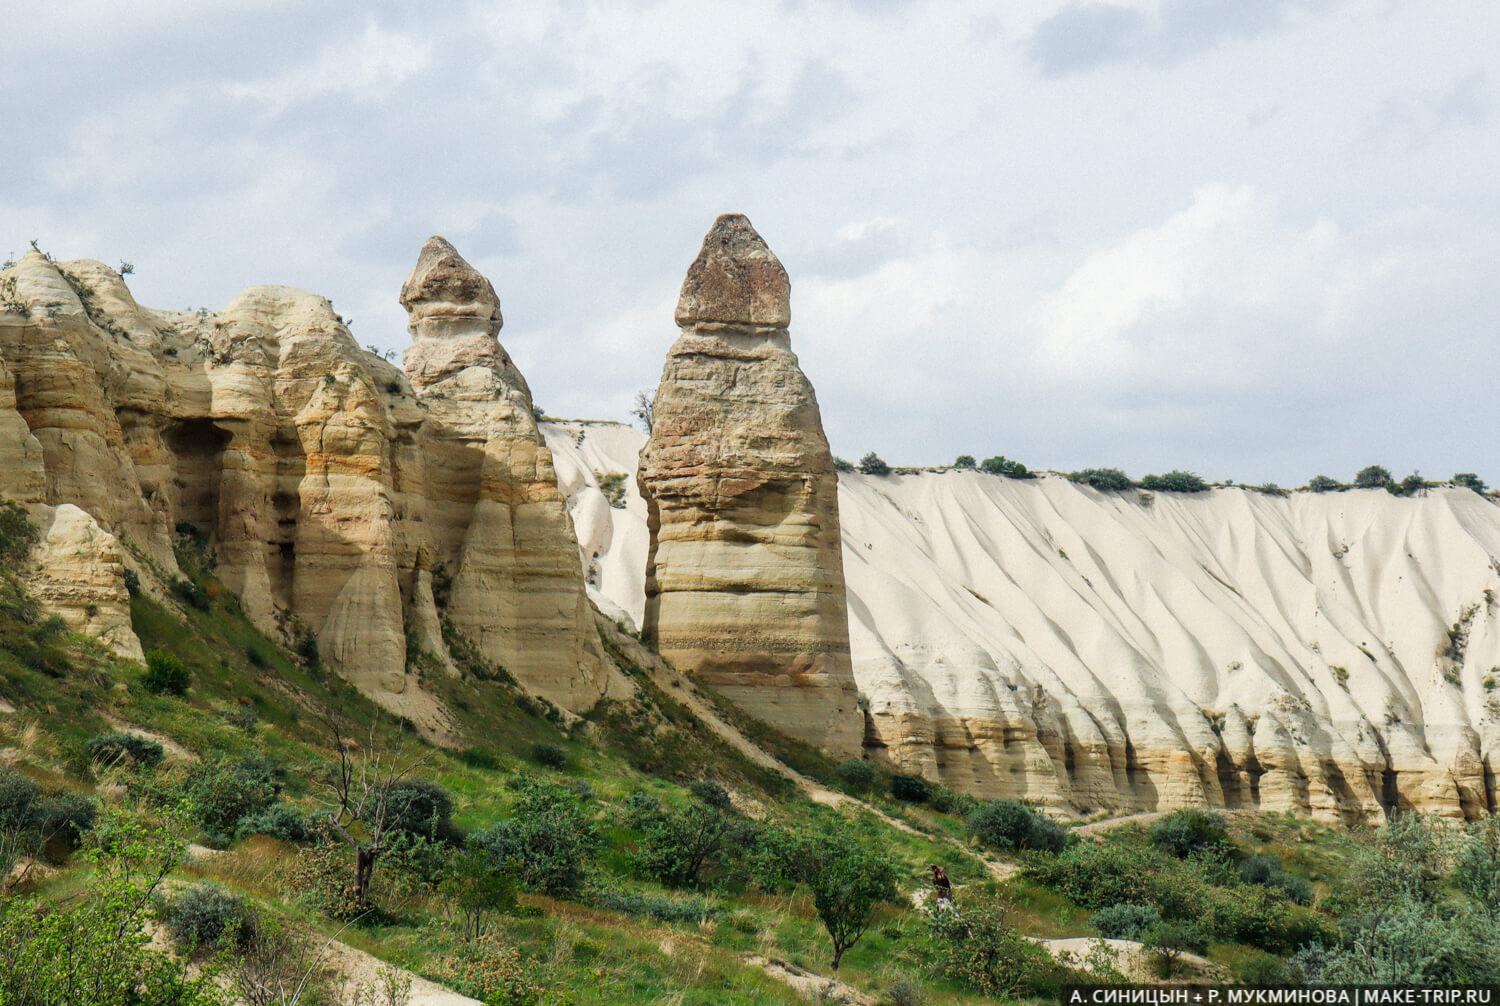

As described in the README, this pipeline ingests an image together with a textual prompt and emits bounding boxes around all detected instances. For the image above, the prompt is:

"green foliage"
[1139,470,1208,493]
[633,799,745,889]
[592,889,715,925]
[833,456,854,472]
[1395,471,1428,496]
[834,758,877,792]
[808,826,898,969]
[928,894,1060,996]
[596,471,629,509]
[890,773,931,803]
[531,743,567,769]
[0,768,41,833]
[1068,468,1133,492]
[185,754,282,843]
[688,779,731,809]
[122,567,141,595]
[36,791,97,847]
[85,731,166,770]
[142,648,191,695]
[440,847,518,943]
[979,455,1034,478]
[471,775,598,896]
[1150,808,1229,858]
[1354,464,1392,488]
[1455,473,1488,493]
[0,499,38,566]
[1307,474,1343,493]
[966,800,1070,854]
[1091,902,1160,939]
[1239,853,1314,904]
[953,455,976,469]
[233,802,311,843]
[1143,920,1209,977]
[1454,818,1500,917]
[384,777,456,840]
[858,452,891,476]
[166,883,257,951]
[172,577,210,611]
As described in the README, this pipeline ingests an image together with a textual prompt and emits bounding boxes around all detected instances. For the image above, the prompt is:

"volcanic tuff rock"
[557,426,1500,824]
[0,241,615,726]
[637,214,862,757]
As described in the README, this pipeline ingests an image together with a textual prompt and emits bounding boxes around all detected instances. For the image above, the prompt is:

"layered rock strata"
[637,214,862,756]
[0,242,612,725]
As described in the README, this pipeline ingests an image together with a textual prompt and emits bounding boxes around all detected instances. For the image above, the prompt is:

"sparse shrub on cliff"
[1068,468,1133,492]
[0,500,38,566]
[1092,902,1160,939]
[596,472,628,508]
[171,577,209,611]
[891,773,932,804]
[954,455,976,469]
[85,732,165,771]
[1307,475,1343,493]
[980,456,1034,479]
[1354,464,1392,488]
[1393,471,1429,496]
[1139,470,1208,493]
[967,800,1070,854]
[122,567,141,595]
[1455,473,1488,493]
[858,452,891,476]
[141,649,191,696]
[834,457,854,472]
[835,758,877,792]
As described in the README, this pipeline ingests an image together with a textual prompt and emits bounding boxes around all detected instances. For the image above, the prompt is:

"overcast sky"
[5,1,1497,484]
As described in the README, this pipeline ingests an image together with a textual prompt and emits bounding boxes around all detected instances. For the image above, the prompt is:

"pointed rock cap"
[399,236,502,335]
[675,214,790,329]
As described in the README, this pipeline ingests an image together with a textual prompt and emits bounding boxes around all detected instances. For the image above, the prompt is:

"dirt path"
[1072,808,1256,838]
[746,956,876,1005]
[326,938,480,1006]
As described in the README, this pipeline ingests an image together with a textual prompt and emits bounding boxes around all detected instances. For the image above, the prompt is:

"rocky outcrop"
[0,242,615,726]
[558,424,1500,824]
[638,214,862,756]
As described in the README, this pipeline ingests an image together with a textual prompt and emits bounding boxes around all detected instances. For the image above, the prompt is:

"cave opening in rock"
[166,418,230,541]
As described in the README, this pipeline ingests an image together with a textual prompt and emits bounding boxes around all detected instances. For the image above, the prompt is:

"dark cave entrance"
[166,418,230,540]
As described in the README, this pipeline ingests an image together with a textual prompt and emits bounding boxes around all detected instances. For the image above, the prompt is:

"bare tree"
[630,389,654,433]
[317,711,428,910]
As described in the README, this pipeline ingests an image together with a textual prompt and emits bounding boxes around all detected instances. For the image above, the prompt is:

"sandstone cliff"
[555,423,1500,823]
[636,214,863,757]
[0,243,613,726]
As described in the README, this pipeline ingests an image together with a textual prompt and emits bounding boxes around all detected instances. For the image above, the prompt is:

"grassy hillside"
[5,518,1500,1003]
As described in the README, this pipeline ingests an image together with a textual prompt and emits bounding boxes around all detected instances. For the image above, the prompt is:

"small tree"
[810,830,897,969]
[0,500,38,566]
[635,801,740,889]
[1307,475,1342,493]
[1144,921,1209,978]
[1139,470,1208,493]
[857,453,891,476]
[1354,464,1392,488]
[1454,473,1488,493]
[630,389,655,433]
[1069,468,1133,492]
[954,455,976,469]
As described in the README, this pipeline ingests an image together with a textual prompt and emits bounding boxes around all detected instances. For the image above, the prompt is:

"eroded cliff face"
[557,422,1500,824]
[637,214,862,756]
[0,242,613,726]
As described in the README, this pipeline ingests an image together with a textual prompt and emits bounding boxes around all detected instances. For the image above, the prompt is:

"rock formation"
[0,241,614,727]
[638,214,862,756]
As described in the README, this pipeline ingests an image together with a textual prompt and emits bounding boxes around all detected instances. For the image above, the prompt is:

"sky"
[4,0,1497,485]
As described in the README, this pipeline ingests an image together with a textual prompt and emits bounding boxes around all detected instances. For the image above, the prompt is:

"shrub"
[929,895,1060,996]
[810,826,898,969]
[1068,468,1133,492]
[85,732,165,771]
[233,802,310,843]
[1150,808,1229,858]
[471,775,598,896]
[592,889,716,924]
[1024,841,1201,917]
[1091,902,1160,939]
[0,768,41,833]
[531,743,567,769]
[980,456,1034,479]
[1354,464,1392,488]
[1397,471,1427,496]
[688,779,732,809]
[185,755,282,842]
[858,452,891,476]
[141,649,190,696]
[835,759,877,792]
[967,800,1069,854]
[1455,473,1488,493]
[1139,470,1208,493]
[171,578,209,611]
[596,472,628,509]
[35,792,96,847]
[122,568,141,596]
[833,457,854,472]
[166,883,256,951]
[1143,921,1209,978]
[891,773,931,804]
[954,455,976,469]
[0,500,38,566]
[384,777,456,840]
[1307,474,1342,493]
[1239,853,1314,905]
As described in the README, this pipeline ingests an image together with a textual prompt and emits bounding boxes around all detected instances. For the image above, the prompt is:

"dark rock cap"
[675,214,790,329]
[399,236,502,333]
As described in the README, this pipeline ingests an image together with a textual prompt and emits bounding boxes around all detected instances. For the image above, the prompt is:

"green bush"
[592,889,716,925]
[929,894,1061,996]
[688,779,732,809]
[233,803,310,843]
[891,773,932,803]
[1455,473,1488,493]
[0,769,41,833]
[637,802,748,889]
[0,500,38,566]
[171,578,209,611]
[36,792,96,847]
[141,649,191,696]
[1143,920,1209,977]
[166,884,256,951]
[384,777,456,840]
[85,732,165,771]
[1025,841,1201,917]
[531,743,567,769]
[954,455,976,469]
[833,457,854,472]
[1139,470,1208,493]
[1091,902,1160,939]
[858,452,891,476]
[1354,464,1391,488]
[835,758,877,792]
[1396,471,1428,496]
[1150,808,1229,858]
[1307,474,1343,493]
[471,775,599,896]
[980,456,1034,479]
[966,800,1070,854]
[185,756,282,843]
[122,567,141,596]
[1068,468,1134,492]
[1239,853,1314,904]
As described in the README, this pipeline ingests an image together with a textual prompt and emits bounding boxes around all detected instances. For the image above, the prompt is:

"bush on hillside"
[385,777,457,841]
[967,800,1070,854]
[1150,808,1229,858]
[185,755,282,843]
[929,894,1062,997]
[1091,902,1160,939]
[1239,853,1314,904]
[85,732,166,771]
[0,769,42,834]
[471,775,599,896]
[530,743,567,770]
[1068,468,1133,492]
[1454,473,1488,493]
[1354,464,1391,488]
[1307,475,1342,493]
[858,452,891,476]
[954,455,976,469]
[1139,470,1208,493]
[689,779,732,809]
[35,792,97,847]
[141,649,191,696]
[833,457,854,472]
[835,758,878,792]
[891,773,932,804]
[980,455,1035,478]
[166,884,256,951]
[0,500,38,566]
[234,802,311,843]
[635,800,747,889]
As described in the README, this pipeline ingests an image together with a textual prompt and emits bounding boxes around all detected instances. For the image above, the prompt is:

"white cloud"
[226,16,433,111]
